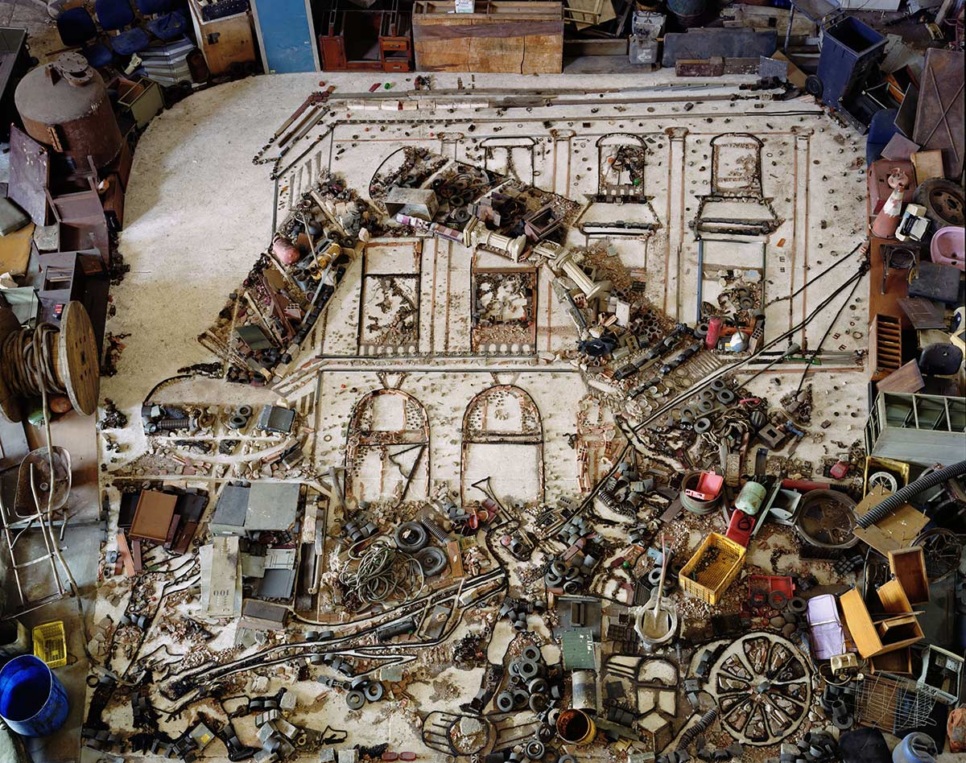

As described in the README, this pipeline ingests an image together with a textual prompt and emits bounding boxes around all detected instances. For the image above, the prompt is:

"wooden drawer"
[381,37,410,51]
[383,60,411,72]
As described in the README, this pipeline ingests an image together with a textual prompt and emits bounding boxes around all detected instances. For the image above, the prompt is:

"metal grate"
[855,673,938,734]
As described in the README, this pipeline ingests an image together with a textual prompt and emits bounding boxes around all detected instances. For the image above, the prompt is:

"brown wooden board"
[0,222,34,278]
[897,296,946,330]
[869,238,912,327]
[130,490,179,542]
[888,546,929,605]
[914,48,964,179]
[875,359,923,394]
[8,126,49,226]
[412,1,563,73]
[910,150,944,183]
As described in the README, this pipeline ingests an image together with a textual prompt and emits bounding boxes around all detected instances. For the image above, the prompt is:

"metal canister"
[735,481,767,516]
[571,670,596,712]
[15,53,123,169]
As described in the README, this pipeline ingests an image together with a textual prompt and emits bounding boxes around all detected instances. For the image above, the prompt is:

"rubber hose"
[856,459,966,528]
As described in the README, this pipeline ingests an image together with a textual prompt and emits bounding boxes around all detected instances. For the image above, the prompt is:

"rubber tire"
[914,178,965,228]
[805,75,823,98]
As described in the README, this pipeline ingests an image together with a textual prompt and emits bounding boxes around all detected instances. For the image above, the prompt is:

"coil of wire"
[339,537,425,605]
[0,323,66,399]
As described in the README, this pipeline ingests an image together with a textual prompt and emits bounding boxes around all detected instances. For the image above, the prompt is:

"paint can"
[666,0,706,27]
[556,709,597,745]
[0,655,69,736]
[571,670,596,711]
[735,481,767,516]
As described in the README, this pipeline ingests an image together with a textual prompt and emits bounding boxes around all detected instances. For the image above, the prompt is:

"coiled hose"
[857,459,966,528]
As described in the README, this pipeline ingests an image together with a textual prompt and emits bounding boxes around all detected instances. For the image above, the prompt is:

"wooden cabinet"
[319,7,412,72]
[187,0,258,76]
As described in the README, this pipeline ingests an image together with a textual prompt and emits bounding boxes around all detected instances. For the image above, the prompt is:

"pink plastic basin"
[931,226,965,271]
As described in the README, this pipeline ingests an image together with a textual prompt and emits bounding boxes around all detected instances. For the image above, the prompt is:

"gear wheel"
[708,632,812,746]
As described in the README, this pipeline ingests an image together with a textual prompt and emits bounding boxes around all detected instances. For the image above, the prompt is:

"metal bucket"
[556,708,597,745]
[666,0,706,28]
[0,655,69,736]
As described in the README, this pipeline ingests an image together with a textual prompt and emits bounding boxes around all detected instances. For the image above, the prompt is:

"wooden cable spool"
[0,301,99,423]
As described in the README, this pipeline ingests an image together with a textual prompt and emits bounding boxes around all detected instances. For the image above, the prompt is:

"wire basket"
[855,673,938,734]
[32,621,67,669]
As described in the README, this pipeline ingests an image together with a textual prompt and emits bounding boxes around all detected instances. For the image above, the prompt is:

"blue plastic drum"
[0,655,69,737]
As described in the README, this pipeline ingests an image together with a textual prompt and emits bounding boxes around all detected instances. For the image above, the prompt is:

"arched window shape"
[709,134,765,197]
[481,137,536,185]
[461,385,544,504]
[345,389,430,503]
[580,133,659,236]
[596,134,647,199]
[694,133,780,236]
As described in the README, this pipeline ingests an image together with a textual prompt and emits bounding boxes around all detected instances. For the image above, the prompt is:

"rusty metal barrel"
[14,52,123,170]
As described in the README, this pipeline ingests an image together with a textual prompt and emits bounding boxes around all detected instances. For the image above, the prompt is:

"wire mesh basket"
[855,673,938,734]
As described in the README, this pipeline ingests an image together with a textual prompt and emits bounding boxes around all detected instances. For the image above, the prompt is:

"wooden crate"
[412,1,563,73]
[680,532,746,605]
[187,0,258,76]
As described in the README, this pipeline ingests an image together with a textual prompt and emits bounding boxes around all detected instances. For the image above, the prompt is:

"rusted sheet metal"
[8,126,49,226]
[676,57,725,77]
[914,48,964,179]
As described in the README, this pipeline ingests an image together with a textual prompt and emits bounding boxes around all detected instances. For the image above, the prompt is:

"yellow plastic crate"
[680,532,746,605]
[32,621,67,668]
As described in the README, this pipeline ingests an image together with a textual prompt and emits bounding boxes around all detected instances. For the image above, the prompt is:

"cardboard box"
[840,583,924,658]
[888,546,929,605]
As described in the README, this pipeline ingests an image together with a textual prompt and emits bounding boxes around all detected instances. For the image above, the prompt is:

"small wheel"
[394,521,429,552]
[805,75,823,98]
[914,178,965,227]
[345,690,366,710]
[867,471,898,493]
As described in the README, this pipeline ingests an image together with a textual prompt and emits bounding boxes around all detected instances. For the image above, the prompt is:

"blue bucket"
[0,655,69,736]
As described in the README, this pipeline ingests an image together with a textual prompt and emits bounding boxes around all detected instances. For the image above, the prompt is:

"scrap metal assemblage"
[37,75,966,762]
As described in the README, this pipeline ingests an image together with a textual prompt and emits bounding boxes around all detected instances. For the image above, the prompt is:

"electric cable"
[793,260,868,396]
[766,240,867,307]
[632,264,868,435]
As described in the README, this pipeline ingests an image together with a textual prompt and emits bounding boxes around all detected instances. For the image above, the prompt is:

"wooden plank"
[910,149,944,183]
[117,531,136,577]
[897,296,946,329]
[875,360,923,394]
[868,238,912,327]
[720,4,817,37]
[0,222,34,278]
[413,1,562,73]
